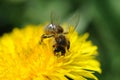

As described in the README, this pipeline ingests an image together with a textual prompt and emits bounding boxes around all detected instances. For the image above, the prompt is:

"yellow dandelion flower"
[0,24,101,80]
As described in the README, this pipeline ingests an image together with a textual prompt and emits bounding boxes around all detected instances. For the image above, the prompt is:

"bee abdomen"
[54,46,66,56]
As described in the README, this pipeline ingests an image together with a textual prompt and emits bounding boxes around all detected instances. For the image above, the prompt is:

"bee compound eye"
[48,24,55,29]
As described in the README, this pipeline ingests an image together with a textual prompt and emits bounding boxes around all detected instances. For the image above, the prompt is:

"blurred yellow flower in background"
[0,24,101,80]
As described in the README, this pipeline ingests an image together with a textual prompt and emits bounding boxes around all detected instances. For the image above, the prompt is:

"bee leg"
[63,32,68,34]
[39,34,45,44]
[67,41,70,50]
[61,48,66,56]
[39,34,54,44]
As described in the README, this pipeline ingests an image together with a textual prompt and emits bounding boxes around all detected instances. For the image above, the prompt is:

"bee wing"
[50,12,60,25]
[65,12,80,33]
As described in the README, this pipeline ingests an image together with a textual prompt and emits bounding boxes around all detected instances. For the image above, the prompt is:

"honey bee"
[40,13,79,56]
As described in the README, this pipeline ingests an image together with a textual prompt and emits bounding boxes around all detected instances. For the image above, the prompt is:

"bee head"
[44,24,63,34]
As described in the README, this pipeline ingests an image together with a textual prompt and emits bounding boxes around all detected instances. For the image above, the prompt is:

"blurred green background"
[0,0,120,80]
